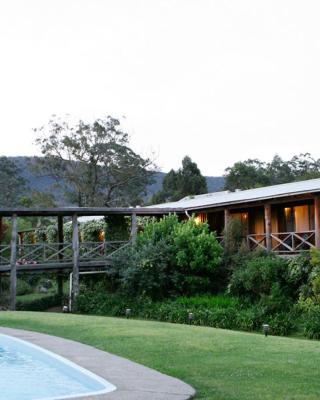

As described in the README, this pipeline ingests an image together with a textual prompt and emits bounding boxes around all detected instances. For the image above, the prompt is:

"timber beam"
[315,196,320,249]
[9,214,17,311]
[264,204,272,252]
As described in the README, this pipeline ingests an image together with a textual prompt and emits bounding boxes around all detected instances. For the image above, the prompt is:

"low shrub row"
[16,294,61,311]
[75,291,297,336]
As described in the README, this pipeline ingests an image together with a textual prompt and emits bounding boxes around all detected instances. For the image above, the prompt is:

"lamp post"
[262,324,270,337]
[125,308,131,319]
[188,312,194,325]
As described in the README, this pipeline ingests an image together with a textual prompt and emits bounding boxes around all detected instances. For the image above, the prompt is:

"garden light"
[262,324,270,337]
[125,308,131,318]
[188,312,194,325]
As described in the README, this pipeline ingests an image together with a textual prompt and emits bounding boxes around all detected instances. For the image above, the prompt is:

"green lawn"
[1,312,320,400]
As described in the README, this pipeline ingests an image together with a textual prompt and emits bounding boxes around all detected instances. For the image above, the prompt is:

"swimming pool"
[0,333,116,400]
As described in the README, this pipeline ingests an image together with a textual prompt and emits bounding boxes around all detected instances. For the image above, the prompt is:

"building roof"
[148,178,320,211]
[0,207,184,217]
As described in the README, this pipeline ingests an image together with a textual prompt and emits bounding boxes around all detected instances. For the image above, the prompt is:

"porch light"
[262,324,270,337]
[188,312,194,325]
[125,308,131,318]
[284,207,291,216]
[98,230,105,242]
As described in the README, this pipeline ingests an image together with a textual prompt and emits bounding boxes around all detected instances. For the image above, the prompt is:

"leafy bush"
[63,222,73,242]
[34,228,46,243]
[304,309,320,339]
[105,215,130,241]
[16,279,33,296]
[267,312,297,336]
[16,294,61,311]
[112,239,175,299]
[111,215,223,299]
[81,220,106,242]
[176,295,239,309]
[45,225,58,243]
[75,289,297,335]
[228,252,289,300]
[223,219,246,255]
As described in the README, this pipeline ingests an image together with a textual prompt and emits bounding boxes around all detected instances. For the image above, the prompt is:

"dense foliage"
[16,294,61,311]
[0,157,27,206]
[75,290,296,336]
[224,153,320,190]
[152,156,207,203]
[109,215,222,298]
[75,228,320,339]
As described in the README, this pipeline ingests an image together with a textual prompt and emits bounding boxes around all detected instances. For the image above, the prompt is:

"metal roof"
[0,207,184,217]
[148,178,320,211]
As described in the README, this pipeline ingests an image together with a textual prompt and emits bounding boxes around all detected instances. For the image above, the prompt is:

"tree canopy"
[34,115,155,206]
[224,153,320,191]
[0,157,27,207]
[152,156,207,203]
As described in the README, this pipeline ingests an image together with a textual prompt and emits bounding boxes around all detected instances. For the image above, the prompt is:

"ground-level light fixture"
[262,324,270,337]
[188,312,194,325]
[62,305,69,313]
[125,308,131,318]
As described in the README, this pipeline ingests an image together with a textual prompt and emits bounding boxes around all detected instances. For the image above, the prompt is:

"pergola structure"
[0,207,184,311]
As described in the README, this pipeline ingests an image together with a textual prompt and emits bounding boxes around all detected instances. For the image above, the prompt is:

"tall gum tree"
[34,115,155,206]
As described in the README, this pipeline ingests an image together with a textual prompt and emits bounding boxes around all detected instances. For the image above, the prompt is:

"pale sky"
[0,0,319,176]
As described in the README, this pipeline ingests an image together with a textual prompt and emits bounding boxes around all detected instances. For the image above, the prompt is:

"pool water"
[0,334,116,400]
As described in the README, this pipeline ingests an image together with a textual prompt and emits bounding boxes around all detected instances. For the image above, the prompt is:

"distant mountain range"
[10,157,225,205]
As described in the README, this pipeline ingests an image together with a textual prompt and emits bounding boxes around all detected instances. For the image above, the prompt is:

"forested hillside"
[9,157,224,205]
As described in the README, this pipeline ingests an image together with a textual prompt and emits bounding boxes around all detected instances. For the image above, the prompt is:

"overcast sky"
[0,0,319,176]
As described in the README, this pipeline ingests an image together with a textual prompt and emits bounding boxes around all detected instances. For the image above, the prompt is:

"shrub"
[112,239,175,299]
[105,215,130,241]
[111,215,223,299]
[228,253,289,300]
[287,253,312,286]
[75,289,297,335]
[223,219,246,255]
[34,228,46,243]
[304,310,320,339]
[80,220,106,242]
[45,225,58,243]
[267,312,297,336]
[176,295,239,309]
[16,294,61,311]
[16,279,33,296]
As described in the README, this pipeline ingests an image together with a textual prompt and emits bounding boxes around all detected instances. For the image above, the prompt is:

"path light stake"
[262,324,270,337]
[188,312,194,325]
[125,308,131,319]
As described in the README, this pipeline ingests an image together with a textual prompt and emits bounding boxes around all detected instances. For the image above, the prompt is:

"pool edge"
[0,326,196,400]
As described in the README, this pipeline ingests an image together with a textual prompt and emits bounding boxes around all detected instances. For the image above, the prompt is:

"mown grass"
[1,312,320,399]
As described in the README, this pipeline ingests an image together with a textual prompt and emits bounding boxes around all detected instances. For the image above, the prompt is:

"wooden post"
[0,216,3,245]
[9,214,18,311]
[58,215,64,260]
[57,215,64,298]
[72,214,80,309]
[131,212,137,243]
[264,204,272,252]
[224,209,230,232]
[315,196,320,249]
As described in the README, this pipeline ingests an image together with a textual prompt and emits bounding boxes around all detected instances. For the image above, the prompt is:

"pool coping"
[0,327,196,400]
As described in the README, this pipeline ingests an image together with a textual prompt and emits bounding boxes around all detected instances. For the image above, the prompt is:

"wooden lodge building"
[149,178,320,254]
[0,177,320,310]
